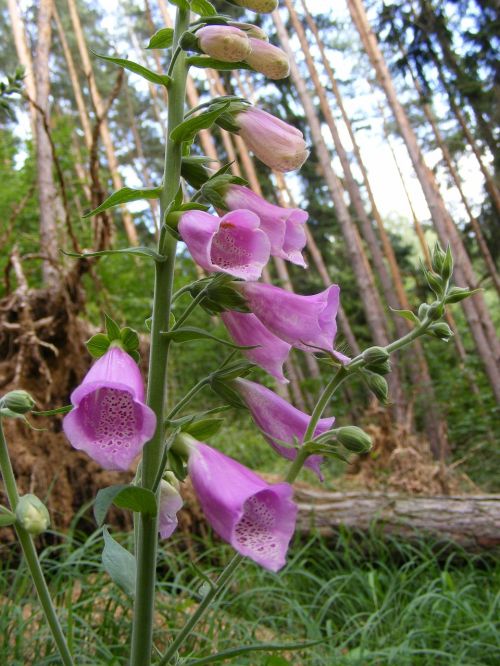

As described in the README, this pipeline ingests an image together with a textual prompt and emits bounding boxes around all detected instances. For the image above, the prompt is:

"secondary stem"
[0,420,74,666]
[130,7,190,665]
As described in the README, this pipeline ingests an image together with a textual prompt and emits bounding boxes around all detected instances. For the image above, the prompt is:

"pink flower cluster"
[62,11,343,574]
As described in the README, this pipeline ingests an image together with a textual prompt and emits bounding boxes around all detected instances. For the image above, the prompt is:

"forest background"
[0,0,499,664]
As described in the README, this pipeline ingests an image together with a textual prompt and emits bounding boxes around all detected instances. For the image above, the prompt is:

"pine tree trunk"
[347,0,500,402]
[65,0,138,246]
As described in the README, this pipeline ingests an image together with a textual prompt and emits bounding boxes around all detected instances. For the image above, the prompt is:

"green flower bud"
[227,0,278,14]
[418,302,430,320]
[366,359,391,376]
[445,286,474,304]
[336,426,372,453]
[427,302,444,321]
[428,322,453,341]
[16,494,50,535]
[362,346,390,365]
[431,242,446,275]
[0,390,36,414]
[441,246,453,281]
[364,372,389,404]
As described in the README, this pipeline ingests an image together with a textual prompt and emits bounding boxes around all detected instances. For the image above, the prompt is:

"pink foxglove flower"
[158,474,183,539]
[221,311,291,383]
[245,38,290,80]
[234,107,309,172]
[179,209,270,280]
[236,282,347,359]
[186,438,297,571]
[63,347,156,471]
[224,184,307,267]
[232,378,335,480]
[196,25,251,62]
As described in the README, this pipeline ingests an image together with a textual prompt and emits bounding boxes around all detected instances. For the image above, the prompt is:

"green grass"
[0,527,498,665]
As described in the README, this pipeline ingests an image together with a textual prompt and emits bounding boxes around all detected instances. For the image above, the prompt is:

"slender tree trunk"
[347,0,500,401]
[273,9,408,423]
[65,0,138,246]
[7,0,37,137]
[404,57,500,296]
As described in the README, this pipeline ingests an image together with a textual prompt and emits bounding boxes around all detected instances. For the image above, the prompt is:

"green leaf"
[102,527,136,597]
[86,333,110,358]
[82,186,161,218]
[168,449,188,482]
[171,103,230,143]
[445,287,480,304]
[93,52,171,86]
[94,485,157,527]
[120,327,140,352]
[62,247,166,262]
[190,0,217,15]
[105,314,121,341]
[187,55,252,71]
[184,418,224,440]
[389,307,420,326]
[0,508,16,527]
[169,0,190,9]
[146,28,174,49]
[162,327,257,349]
[210,379,245,409]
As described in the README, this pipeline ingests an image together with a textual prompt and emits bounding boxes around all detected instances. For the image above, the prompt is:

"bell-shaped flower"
[232,378,335,480]
[158,474,183,539]
[185,437,297,571]
[234,107,309,172]
[179,209,270,280]
[196,25,251,62]
[235,282,346,359]
[63,346,156,471]
[224,184,307,267]
[221,311,291,383]
[245,38,290,80]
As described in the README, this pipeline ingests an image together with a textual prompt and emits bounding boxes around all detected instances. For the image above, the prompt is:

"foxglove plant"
[0,2,476,665]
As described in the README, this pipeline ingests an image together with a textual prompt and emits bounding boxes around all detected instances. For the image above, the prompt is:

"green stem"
[0,420,74,666]
[130,7,190,666]
[158,554,243,666]
[172,285,209,329]
[165,378,209,421]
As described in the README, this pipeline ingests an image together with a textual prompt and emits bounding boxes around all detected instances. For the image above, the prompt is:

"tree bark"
[65,0,139,246]
[293,487,500,550]
[347,0,500,401]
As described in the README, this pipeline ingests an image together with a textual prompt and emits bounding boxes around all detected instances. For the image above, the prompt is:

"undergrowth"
[0,528,498,665]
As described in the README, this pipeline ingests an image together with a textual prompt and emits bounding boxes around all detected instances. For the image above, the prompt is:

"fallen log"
[293,489,500,550]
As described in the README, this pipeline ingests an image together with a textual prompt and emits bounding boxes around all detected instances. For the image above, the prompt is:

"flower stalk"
[130,6,190,665]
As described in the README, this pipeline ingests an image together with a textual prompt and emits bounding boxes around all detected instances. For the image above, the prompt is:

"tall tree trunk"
[34,0,60,287]
[65,0,138,246]
[273,9,408,424]
[347,0,500,402]
[403,53,500,296]
[7,0,37,137]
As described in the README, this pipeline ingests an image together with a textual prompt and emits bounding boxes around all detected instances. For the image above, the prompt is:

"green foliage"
[0,529,498,664]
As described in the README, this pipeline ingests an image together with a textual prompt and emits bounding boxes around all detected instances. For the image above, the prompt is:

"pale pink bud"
[245,38,290,80]
[197,25,251,63]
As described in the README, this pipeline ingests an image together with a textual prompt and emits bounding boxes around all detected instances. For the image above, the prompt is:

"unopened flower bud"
[362,346,389,366]
[428,322,453,341]
[196,26,251,63]
[441,246,453,281]
[431,242,446,275]
[366,359,391,376]
[0,390,36,414]
[228,0,278,13]
[336,426,372,453]
[427,302,444,321]
[445,286,474,304]
[229,22,268,41]
[364,373,389,404]
[418,303,430,320]
[16,494,50,535]
[245,38,290,80]
[158,475,183,539]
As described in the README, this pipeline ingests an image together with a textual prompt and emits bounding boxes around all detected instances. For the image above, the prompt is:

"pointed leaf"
[120,327,140,352]
[86,333,111,358]
[32,405,72,416]
[94,485,157,526]
[102,527,136,597]
[62,247,166,262]
[82,186,161,218]
[146,28,174,49]
[105,314,121,342]
[183,640,322,665]
[93,52,171,86]
[170,103,230,143]
[389,306,420,326]
[183,418,224,440]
